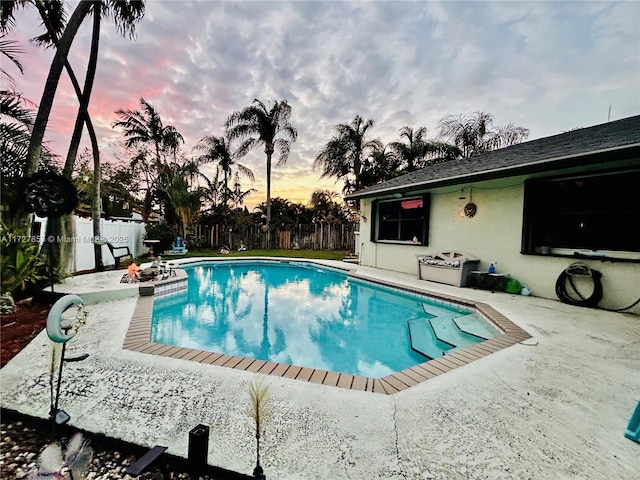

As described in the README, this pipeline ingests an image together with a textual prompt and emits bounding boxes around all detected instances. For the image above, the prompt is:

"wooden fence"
[195,223,359,251]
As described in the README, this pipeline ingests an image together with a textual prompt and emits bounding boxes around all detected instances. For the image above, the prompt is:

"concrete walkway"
[1,261,638,479]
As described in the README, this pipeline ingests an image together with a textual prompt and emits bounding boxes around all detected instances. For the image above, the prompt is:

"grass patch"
[138,249,351,263]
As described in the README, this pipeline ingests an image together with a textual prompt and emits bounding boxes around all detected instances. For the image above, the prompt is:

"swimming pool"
[150,260,499,378]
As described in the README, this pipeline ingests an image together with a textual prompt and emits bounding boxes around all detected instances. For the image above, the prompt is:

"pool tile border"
[123,269,531,395]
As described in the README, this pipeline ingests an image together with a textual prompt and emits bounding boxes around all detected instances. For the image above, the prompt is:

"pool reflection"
[152,262,436,377]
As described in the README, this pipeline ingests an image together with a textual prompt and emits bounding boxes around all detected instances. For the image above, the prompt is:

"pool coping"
[122,260,531,395]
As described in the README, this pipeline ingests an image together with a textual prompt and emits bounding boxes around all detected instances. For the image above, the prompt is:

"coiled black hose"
[555,262,640,311]
[555,263,604,308]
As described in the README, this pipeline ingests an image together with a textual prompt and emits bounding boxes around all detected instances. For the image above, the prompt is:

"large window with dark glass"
[373,195,430,244]
[522,171,640,254]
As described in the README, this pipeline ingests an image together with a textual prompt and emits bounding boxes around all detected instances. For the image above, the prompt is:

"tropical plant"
[193,135,255,207]
[0,0,146,179]
[27,432,93,479]
[225,99,298,239]
[314,115,382,198]
[230,171,257,209]
[389,126,429,173]
[113,97,184,220]
[248,377,270,479]
[3,0,145,270]
[159,161,205,240]
[0,221,47,298]
[437,111,529,158]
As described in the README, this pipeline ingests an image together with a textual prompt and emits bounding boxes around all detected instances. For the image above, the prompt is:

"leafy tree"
[437,111,529,158]
[225,99,298,240]
[314,115,382,199]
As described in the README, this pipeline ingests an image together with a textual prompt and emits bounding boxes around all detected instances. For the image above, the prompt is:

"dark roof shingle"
[346,115,640,199]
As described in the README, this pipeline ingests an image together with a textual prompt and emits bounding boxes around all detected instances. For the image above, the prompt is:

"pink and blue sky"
[9,0,640,210]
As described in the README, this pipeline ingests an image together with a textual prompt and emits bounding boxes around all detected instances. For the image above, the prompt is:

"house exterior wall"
[358,175,640,315]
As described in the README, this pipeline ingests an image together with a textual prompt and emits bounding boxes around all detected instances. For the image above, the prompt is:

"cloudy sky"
[10,0,640,209]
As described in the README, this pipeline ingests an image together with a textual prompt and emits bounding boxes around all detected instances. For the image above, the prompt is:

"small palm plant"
[28,432,93,479]
[249,377,270,479]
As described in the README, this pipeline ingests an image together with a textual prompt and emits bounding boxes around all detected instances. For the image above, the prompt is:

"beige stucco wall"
[358,176,640,315]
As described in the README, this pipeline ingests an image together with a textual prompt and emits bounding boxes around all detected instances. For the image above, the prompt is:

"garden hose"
[555,263,603,308]
[555,262,640,311]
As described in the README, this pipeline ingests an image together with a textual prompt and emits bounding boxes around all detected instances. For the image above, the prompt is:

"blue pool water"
[151,261,494,378]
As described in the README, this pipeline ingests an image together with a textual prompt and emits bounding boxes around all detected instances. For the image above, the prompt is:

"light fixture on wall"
[453,187,477,220]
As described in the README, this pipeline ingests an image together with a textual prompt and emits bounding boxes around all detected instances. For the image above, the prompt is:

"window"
[522,171,640,254]
[373,195,430,244]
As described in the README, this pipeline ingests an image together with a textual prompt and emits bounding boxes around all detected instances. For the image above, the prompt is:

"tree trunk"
[36,1,103,273]
[27,0,92,175]
[265,151,272,249]
[87,9,103,270]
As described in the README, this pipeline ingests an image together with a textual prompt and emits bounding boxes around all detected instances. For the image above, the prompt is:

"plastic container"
[505,277,522,294]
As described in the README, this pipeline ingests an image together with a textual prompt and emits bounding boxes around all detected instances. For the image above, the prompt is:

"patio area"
[1,260,638,479]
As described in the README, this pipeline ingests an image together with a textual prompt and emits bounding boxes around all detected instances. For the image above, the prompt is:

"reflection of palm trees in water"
[259,282,271,359]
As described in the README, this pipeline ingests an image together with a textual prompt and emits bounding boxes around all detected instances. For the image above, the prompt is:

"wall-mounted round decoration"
[464,202,477,218]
[24,171,78,218]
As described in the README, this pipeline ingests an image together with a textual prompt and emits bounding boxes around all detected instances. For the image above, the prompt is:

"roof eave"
[345,143,640,201]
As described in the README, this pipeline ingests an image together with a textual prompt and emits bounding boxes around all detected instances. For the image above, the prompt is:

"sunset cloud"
[10,1,640,209]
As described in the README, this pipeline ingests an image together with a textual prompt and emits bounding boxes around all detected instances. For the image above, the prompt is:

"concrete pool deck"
[1,259,639,479]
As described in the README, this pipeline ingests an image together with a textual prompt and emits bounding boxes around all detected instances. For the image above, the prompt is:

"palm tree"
[160,161,204,239]
[314,115,382,197]
[4,0,144,178]
[225,99,298,243]
[3,0,145,270]
[193,135,255,207]
[230,171,257,209]
[437,111,529,158]
[113,98,184,220]
[389,126,429,173]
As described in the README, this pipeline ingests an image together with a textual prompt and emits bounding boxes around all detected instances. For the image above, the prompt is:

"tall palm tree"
[225,99,297,242]
[437,111,529,158]
[314,115,382,197]
[194,135,255,207]
[113,98,184,220]
[3,0,145,269]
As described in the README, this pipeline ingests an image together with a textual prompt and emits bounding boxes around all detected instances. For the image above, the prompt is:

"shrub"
[144,223,176,254]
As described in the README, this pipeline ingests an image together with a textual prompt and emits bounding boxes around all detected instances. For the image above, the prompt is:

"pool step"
[454,313,499,340]
[429,316,482,350]
[407,318,452,359]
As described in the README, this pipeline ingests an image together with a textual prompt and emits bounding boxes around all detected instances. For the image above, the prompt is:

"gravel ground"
[0,410,249,480]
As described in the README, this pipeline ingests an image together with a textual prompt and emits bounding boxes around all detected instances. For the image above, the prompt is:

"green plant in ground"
[249,377,270,479]
[0,221,48,300]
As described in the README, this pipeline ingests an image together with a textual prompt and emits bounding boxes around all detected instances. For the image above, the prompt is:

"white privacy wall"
[35,216,148,272]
